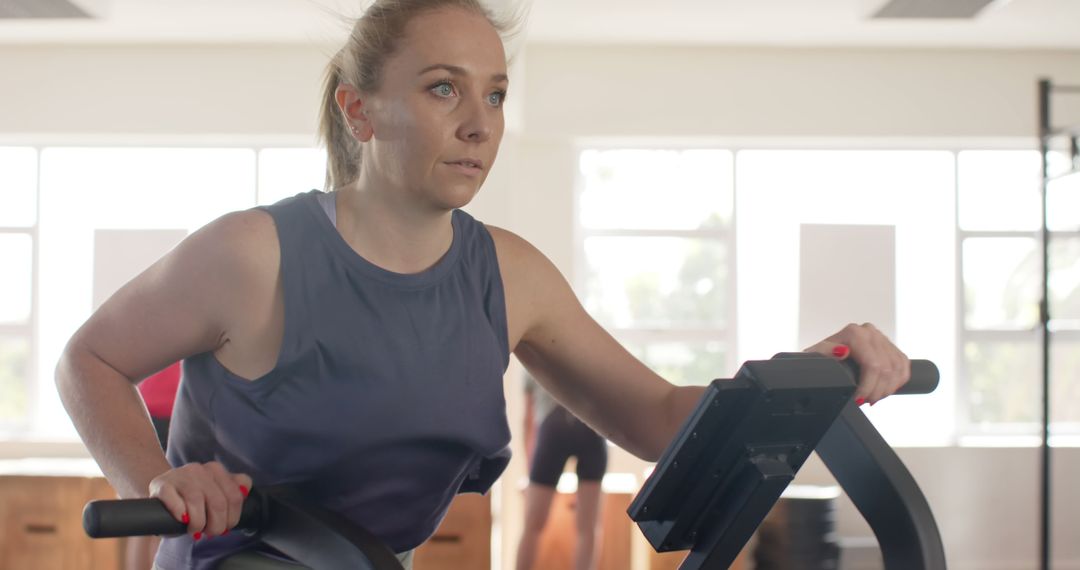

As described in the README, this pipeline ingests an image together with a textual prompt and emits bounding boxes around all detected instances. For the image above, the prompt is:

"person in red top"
[126,362,180,570]
[137,362,180,448]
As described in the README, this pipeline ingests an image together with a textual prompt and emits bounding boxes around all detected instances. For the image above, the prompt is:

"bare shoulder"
[485,224,577,350]
[200,207,278,250]
[484,224,535,260]
[194,208,280,270]
[166,208,281,300]
[484,224,562,287]
[71,207,282,380]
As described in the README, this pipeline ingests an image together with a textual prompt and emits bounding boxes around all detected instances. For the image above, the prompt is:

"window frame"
[0,145,40,435]
[954,149,1080,440]
[574,138,1080,446]
[572,143,739,387]
[0,224,39,435]
[3,135,1076,449]
[0,135,322,450]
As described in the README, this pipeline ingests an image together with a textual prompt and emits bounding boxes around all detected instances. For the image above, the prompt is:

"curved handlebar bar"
[84,486,405,570]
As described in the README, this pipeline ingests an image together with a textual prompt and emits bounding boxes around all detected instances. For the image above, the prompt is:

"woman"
[55,1,910,568]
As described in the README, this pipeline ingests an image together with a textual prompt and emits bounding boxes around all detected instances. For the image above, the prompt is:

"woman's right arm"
[55,209,278,535]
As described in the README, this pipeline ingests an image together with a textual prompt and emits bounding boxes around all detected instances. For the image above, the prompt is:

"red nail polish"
[833,345,850,358]
[239,485,250,498]
[182,513,190,524]
[223,529,230,536]
[194,532,202,540]
[855,398,865,406]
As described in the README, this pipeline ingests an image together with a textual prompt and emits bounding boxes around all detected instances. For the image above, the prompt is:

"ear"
[334,84,374,142]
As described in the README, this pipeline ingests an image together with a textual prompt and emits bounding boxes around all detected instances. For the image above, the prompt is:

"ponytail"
[318,51,362,191]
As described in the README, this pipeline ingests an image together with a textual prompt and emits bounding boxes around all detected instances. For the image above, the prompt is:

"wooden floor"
[526,490,748,570]
[530,491,632,570]
[649,547,749,570]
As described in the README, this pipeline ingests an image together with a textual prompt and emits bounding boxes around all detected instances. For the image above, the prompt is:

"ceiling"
[0,0,1078,49]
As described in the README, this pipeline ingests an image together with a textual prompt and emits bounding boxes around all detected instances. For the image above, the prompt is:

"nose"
[455,97,494,143]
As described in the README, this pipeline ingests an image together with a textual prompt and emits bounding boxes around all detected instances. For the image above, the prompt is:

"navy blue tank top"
[155,190,512,569]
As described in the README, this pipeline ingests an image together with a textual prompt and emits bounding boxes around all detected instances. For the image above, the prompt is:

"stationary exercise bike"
[84,353,945,569]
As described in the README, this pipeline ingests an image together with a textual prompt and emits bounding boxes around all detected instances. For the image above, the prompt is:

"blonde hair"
[318,0,518,191]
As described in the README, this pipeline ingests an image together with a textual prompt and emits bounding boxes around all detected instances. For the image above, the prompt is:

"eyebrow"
[417,63,508,83]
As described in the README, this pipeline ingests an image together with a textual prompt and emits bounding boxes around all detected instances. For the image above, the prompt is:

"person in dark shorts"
[516,374,607,570]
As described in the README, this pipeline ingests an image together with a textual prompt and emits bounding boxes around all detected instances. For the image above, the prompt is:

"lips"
[445,158,484,170]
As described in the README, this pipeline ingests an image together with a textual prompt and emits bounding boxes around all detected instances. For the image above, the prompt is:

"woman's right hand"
[149,462,253,540]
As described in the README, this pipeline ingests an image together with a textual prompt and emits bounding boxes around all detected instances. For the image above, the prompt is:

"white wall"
[0,45,329,136]
[523,45,1080,139]
[3,43,1080,569]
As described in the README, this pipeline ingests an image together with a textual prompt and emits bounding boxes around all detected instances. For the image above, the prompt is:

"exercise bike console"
[628,353,946,570]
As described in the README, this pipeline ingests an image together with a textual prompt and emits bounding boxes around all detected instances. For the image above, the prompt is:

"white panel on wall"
[92,229,187,311]
[798,223,896,350]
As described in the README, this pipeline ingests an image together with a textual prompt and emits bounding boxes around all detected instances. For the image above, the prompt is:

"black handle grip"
[897,359,939,395]
[83,498,185,538]
[83,491,266,538]
[844,358,938,395]
[772,353,939,395]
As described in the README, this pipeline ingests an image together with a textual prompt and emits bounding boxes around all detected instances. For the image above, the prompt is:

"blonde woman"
[56,1,911,568]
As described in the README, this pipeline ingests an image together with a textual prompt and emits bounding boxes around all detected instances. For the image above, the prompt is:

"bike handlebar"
[83,489,267,538]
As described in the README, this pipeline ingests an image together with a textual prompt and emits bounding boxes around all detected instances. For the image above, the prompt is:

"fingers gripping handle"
[842,358,939,395]
[83,491,266,538]
[771,353,939,395]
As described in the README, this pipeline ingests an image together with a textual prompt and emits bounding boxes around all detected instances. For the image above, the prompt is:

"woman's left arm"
[489,227,911,461]
[491,226,703,462]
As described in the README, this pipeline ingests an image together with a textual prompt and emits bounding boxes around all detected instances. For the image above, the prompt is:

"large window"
[736,149,955,446]
[0,148,39,432]
[957,150,1080,439]
[576,149,735,387]
[577,145,1078,445]
[0,145,326,441]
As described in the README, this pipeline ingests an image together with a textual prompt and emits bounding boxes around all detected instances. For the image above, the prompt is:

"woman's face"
[359,7,508,212]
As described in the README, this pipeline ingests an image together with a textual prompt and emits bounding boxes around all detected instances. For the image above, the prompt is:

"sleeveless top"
[154,190,513,569]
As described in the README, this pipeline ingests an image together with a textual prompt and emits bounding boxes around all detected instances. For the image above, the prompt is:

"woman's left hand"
[804,322,910,406]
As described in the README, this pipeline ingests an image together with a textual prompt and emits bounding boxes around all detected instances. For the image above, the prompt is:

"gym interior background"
[1,0,1079,568]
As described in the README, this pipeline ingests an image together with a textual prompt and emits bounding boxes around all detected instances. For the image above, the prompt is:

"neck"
[334,179,455,275]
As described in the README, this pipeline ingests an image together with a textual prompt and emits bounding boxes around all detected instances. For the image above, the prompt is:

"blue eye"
[432,81,455,97]
[488,91,506,107]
